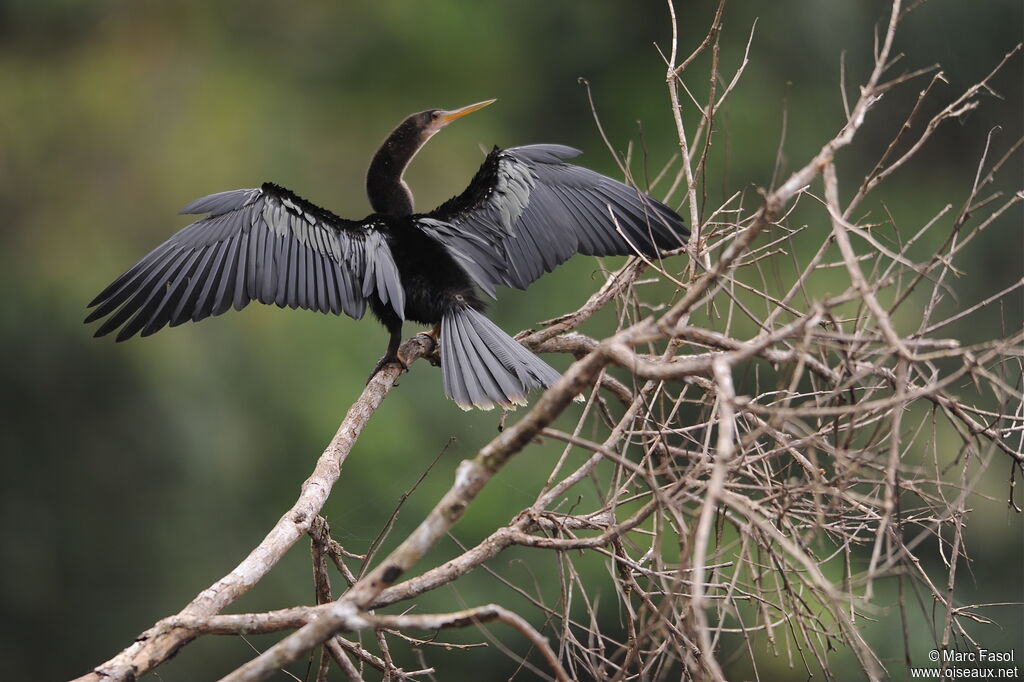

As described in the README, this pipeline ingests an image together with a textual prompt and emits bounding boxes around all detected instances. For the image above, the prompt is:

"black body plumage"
[86,102,688,409]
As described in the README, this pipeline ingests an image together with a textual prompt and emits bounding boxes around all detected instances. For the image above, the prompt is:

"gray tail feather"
[440,305,563,410]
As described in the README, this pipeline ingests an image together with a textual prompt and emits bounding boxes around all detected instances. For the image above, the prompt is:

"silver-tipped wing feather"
[86,183,404,341]
[420,144,688,291]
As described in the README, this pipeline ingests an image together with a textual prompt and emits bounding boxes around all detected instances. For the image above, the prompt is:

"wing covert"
[422,144,688,290]
[86,183,404,341]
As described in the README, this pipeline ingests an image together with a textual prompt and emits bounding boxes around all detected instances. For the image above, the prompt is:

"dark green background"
[1,1,1020,679]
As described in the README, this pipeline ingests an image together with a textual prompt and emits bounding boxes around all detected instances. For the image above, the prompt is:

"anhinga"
[86,100,687,409]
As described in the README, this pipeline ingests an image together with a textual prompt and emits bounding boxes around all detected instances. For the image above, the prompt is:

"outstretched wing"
[86,183,404,341]
[420,144,687,291]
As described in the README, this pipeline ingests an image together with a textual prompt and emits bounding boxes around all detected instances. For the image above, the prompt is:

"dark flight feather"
[87,184,404,340]
[440,305,562,410]
[424,144,688,291]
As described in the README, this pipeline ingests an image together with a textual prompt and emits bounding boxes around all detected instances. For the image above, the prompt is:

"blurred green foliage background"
[1,1,1020,679]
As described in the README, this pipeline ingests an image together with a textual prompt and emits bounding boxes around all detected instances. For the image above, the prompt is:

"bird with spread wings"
[87,100,687,409]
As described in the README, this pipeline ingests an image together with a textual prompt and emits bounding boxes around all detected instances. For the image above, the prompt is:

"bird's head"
[411,99,496,144]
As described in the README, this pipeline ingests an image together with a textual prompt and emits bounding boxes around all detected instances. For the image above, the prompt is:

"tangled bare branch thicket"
[77,1,1021,680]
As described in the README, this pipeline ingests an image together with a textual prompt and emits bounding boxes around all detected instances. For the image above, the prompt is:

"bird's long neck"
[366,121,425,216]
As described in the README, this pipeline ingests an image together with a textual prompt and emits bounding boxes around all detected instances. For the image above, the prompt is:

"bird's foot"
[366,350,410,385]
[416,326,442,367]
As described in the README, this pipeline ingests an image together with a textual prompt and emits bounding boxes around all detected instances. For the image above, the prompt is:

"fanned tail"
[440,305,562,410]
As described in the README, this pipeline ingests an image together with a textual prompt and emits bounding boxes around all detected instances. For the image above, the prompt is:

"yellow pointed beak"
[436,99,496,126]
